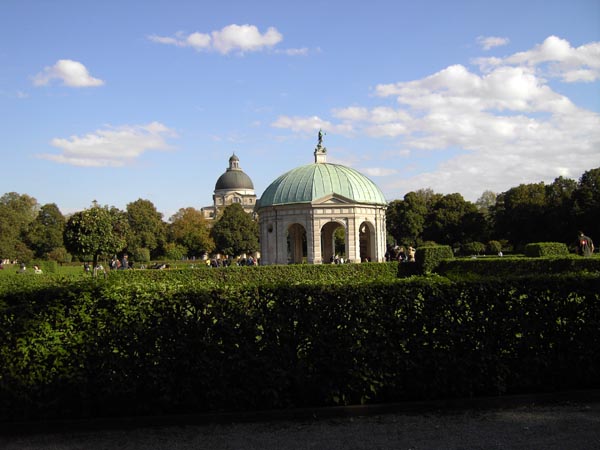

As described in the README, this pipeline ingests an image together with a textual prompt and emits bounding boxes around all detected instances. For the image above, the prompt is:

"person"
[577,231,595,257]
[19,262,26,273]
[120,254,129,269]
[84,262,90,273]
[94,262,107,278]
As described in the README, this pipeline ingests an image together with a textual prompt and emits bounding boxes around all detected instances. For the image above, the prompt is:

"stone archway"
[287,223,307,264]
[320,221,346,263]
[359,221,376,262]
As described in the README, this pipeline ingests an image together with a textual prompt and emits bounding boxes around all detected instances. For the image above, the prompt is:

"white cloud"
[149,24,285,55]
[37,122,177,167]
[271,115,353,135]
[474,35,600,82]
[271,36,600,201]
[32,59,104,87]
[477,36,509,50]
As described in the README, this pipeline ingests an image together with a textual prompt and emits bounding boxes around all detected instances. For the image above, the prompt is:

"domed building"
[201,154,257,219]
[256,133,387,264]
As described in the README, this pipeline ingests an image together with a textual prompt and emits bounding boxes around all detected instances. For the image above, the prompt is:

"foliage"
[437,255,600,280]
[25,203,66,258]
[169,207,215,257]
[126,199,167,259]
[462,241,486,256]
[524,242,570,258]
[210,203,259,256]
[0,192,39,260]
[424,193,487,245]
[1,270,598,421]
[414,245,454,274]
[486,240,503,254]
[63,203,129,267]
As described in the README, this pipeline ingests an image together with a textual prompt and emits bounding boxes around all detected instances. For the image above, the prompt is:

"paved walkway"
[2,401,600,450]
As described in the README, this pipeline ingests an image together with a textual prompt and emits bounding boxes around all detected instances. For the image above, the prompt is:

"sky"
[1,0,599,219]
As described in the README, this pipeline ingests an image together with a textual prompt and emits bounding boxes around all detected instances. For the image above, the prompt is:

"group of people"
[209,255,258,267]
[386,245,416,263]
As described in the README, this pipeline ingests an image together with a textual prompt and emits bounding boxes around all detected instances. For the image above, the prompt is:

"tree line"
[386,167,599,254]
[0,167,597,264]
[0,197,258,266]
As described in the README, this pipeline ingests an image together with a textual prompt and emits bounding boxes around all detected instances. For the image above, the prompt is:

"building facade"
[201,154,257,220]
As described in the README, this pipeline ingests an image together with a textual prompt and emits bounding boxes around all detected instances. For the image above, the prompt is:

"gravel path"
[2,402,600,450]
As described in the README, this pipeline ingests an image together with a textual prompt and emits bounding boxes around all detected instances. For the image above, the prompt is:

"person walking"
[577,231,595,257]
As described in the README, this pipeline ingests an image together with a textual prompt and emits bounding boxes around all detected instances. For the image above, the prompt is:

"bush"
[462,241,485,256]
[487,240,502,254]
[130,247,151,263]
[437,255,600,280]
[1,272,599,421]
[524,242,569,257]
[415,245,453,274]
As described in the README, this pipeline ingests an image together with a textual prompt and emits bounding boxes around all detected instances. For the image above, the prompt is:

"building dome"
[258,162,387,208]
[215,153,254,191]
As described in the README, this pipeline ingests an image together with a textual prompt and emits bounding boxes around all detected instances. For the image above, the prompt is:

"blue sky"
[1,0,599,219]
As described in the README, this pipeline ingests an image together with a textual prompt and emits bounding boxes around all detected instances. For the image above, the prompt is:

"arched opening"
[321,221,346,263]
[359,221,375,262]
[287,223,307,264]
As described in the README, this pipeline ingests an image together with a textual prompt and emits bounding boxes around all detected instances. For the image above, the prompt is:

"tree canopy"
[169,207,215,257]
[63,204,129,266]
[210,203,259,256]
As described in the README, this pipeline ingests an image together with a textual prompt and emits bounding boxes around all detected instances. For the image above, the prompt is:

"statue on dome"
[318,129,325,147]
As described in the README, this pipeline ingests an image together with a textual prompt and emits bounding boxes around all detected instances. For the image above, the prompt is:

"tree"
[26,203,66,258]
[210,203,259,256]
[64,204,129,267]
[126,198,167,259]
[492,182,547,249]
[572,167,600,238]
[386,189,441,246]
[169,207,215,257]
[0,192,38,261]
[423,193,486,247]
[544,176,577,243]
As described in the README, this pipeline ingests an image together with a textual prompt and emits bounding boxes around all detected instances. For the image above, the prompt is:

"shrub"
[415,245,453,274]
[524,242,569,257]
[462,241,485,256]
[487,240,502,254]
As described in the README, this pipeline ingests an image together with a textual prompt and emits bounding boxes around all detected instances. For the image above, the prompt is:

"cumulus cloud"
[32,59,104,87]
[477,36,509,50]
[149,24,285,54]
[37,122,177,167]
[271,36,600,201]
[271,115,353,135]
[474,35,600,82]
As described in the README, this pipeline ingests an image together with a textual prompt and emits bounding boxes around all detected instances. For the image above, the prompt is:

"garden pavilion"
[255,133,388,265]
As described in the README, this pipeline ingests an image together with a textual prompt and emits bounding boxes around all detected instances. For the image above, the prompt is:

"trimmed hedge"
[414,245,454,274]
[1,272,599,421]
[524,242,570,257]
[438,256,600,280]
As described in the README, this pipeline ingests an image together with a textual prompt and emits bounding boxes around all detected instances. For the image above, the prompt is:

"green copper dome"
[258,162,386,207]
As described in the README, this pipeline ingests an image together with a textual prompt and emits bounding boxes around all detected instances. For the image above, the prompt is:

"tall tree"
[210,203,259,256]
[64,203,129,267]
[169,207,215,258]
[492,182,547,249]
[424,193,485,246]
[544,176,577,243]
[26,203,66,258]
[0,192,38,261]
[572,167,600,239]
[126,198,167,259]
[386,189,441,246]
